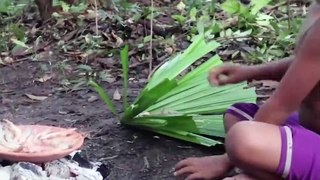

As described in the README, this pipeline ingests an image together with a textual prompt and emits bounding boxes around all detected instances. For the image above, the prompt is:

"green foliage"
[221,0,243,15]
[89,80,120,119]
[90,34,256,146]
[0,0,11,13]
[170,0,301,63]
[120,45,129,109]
[0,0,30,52]
[0,0,29,15]
[221,0,271,16]
[0,23,28,53]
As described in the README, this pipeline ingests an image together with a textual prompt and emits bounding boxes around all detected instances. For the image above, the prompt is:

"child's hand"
[208,64,249,86]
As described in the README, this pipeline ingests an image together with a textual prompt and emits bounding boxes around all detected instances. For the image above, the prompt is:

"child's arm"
[247,57,293,81]
[209,57,293,86]
[254,19,320,125]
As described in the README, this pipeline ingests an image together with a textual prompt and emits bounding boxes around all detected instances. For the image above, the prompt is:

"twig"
[279,12,307,21]
[99,155,118,161]
[149,0,154,75]
[267,0,310,13]
[287,0,291,30]
[265,1,287,12]
[148,58,168,80]
[216,35,271,42]
[94,0,99,35]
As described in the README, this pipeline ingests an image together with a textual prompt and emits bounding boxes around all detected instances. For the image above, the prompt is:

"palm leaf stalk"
[89,34,256,147]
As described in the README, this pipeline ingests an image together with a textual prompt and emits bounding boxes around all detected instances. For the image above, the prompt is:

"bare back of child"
[174,1,320,180]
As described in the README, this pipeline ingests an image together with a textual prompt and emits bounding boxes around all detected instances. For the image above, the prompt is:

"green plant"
[171,0,301,64]
[0,0,29,15]
[0,0,30,53]
[53,0,88,14]
[219,0,302,63]
[89,34,256,146]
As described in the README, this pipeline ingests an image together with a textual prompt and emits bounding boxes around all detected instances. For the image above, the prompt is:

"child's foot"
[174,155,232,180]
[223,173,258,180]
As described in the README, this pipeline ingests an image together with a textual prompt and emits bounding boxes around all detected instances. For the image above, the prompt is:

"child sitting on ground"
[174,1,320,180]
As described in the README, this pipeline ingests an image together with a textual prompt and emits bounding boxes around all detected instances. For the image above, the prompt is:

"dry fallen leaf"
[88,95,98,103]
[111,31,124,48]
[3,57,13,64]
[176,1,186,12]
[165,47,174,55]
[62,30,78,42]
[25,94,48,101]
[0,57,4,65]
[113,89,121,100]
[35,74,53,83]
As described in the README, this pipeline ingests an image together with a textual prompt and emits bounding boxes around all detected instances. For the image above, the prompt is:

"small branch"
[265,1,287,12]
[149,0,154,76]
[216,35,271,42]
[287,0,291,30]
[266,0,310,13]
[94,0,99,35]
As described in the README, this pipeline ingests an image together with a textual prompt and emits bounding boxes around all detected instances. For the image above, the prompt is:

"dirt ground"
[0,59,226,180]
[0,1,280,180]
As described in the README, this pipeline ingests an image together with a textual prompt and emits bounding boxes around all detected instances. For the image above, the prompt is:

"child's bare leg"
[174,120,283,180]
[225,121,283,180]
[174,103,285,180]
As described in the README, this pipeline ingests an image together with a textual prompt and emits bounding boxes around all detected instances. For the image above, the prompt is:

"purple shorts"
[226,103,320,180]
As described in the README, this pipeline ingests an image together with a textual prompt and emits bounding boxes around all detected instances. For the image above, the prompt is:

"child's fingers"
[185,173,202,180]
[208,68,227,86]
[173,166,195,177]
[174,158,192,170]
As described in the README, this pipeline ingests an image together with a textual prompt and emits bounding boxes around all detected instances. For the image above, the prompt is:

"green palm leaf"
[90,34,256,147]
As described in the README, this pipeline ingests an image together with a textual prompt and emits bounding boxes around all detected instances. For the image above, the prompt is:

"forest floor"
[0,0,295,179]
[0,56,226,180]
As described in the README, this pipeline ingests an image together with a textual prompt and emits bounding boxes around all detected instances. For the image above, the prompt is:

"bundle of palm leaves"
[89,34,256,147]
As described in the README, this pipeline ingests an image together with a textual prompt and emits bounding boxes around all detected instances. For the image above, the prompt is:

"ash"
[0,151,109,180]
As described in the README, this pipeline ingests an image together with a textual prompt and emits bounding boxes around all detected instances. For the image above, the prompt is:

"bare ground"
[0,59,225,180]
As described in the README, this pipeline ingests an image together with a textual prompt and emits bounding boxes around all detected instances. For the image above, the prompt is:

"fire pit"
[0,151,109,180]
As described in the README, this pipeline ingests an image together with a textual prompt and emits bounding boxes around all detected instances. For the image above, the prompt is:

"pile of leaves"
[90,34,256,146]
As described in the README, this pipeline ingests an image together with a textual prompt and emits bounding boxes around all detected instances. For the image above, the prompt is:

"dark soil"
[0,59,225,180]
[0,1,279,179]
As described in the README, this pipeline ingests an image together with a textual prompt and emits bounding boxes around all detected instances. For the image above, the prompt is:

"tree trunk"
[35,0,76,21]
[35,0,53,21]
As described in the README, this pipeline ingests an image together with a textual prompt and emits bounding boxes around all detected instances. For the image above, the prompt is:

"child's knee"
[225,121,260,165]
